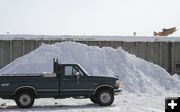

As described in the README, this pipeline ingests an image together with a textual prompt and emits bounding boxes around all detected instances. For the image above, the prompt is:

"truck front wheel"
[90,95,98,104]
[15,92,34,108]
[97,90,114,106]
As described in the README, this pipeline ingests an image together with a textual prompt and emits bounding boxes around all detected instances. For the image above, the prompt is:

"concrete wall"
[0,39,179,74]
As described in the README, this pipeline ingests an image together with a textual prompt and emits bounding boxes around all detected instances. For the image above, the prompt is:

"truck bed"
[0,73,59,98]
[1,72,56,77]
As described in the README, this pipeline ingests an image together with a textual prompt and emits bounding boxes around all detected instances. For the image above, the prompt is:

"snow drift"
[0,42,180,95]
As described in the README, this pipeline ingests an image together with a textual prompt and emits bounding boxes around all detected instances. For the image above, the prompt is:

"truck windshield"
[78,65,90,76]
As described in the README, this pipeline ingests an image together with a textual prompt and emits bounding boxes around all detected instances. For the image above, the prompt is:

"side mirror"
[75,71,80,84]
[75,72,80,76]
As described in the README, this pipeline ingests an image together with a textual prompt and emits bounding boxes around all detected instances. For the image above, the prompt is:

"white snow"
[1,42,179,95]
[1,93,180,112]
[0,93,166,112]
[0,42,180,112]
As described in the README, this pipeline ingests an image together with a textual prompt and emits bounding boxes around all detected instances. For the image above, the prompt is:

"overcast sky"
[0,0,179,36]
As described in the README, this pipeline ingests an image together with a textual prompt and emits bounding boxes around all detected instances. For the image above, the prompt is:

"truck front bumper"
[114,88,122,95]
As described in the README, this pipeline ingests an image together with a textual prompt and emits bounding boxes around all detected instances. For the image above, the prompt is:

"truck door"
[60,65,90,96]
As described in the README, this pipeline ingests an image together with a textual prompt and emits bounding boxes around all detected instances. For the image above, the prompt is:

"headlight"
[115,80,120,88]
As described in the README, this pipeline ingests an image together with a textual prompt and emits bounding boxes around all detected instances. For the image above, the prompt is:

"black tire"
[97,90,114,106]
[90,95,98,104]
[15,92,34,108]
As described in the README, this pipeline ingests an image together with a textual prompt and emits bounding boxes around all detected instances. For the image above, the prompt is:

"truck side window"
[74,65,84,77]
[78,68,84,77]
[64,65,84,77]
[64,66,73,76]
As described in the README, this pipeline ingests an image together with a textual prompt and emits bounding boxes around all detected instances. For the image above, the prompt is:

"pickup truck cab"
[0,59,121,108]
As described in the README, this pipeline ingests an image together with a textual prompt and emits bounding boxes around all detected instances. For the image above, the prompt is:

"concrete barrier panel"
[99,41,111,47]
[12,40,23,61]
[87,41,99,46]
[75,41,87,45]
[50,40,62,44]
[174,42,180,73]
[152,42,161,65]
[0,41,5,68]
[24,40,36,54]
[128,42,137,55]
[3,41,10,67]
[111,41,123,49]
[161,42,169,71]
[0,39,180,74]
[36,40,50,48]
[136,42,147,60]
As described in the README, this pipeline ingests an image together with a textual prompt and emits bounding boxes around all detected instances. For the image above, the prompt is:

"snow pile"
[0,42,180,95]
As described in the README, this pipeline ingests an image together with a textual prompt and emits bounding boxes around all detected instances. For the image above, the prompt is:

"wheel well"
[94,86,114,96]
[14,87,37,97]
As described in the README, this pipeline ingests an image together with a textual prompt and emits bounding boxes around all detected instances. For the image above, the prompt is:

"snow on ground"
[1,93,180,112]
[0,93,169,112]
[0,42,180,112]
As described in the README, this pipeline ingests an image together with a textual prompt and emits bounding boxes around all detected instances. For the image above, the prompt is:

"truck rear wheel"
[97,90,114,106]
[15,92,34,108]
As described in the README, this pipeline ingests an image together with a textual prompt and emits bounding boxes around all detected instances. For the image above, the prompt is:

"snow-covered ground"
[0,93,167,112]
[1,93,180,112]
[0,42,180,112]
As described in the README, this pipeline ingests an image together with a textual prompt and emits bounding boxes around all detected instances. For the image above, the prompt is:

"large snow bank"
[0,42,180,95]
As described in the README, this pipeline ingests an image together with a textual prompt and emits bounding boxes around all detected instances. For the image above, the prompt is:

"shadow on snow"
[0,103,115,111]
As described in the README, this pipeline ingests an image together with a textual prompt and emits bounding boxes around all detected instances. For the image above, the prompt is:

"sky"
[0,0,180,36]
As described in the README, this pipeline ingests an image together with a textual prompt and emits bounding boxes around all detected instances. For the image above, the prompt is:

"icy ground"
[0,93,172,112]
[0,42,180,112]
